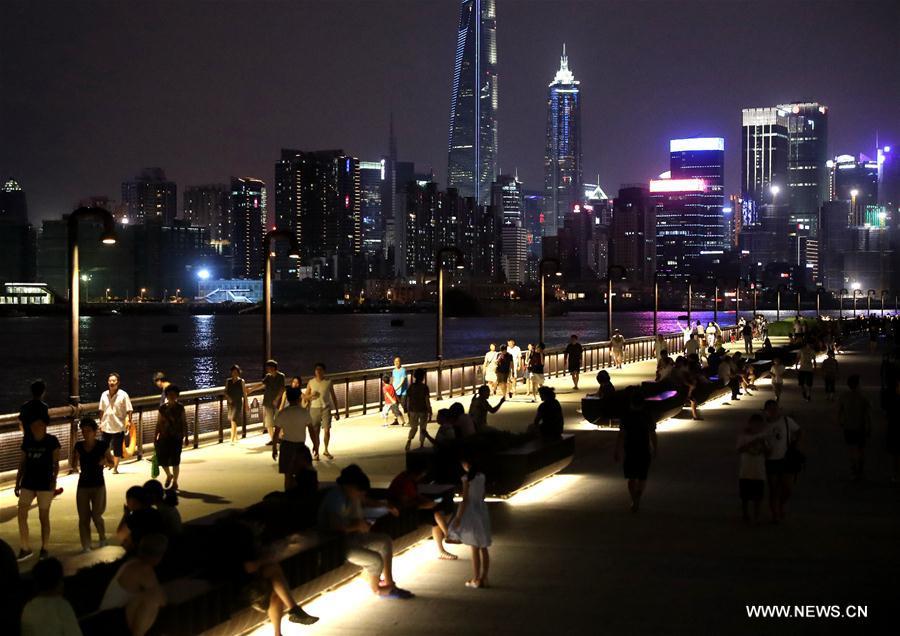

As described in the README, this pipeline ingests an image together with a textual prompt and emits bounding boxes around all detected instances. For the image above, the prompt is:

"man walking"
[564,334,584,389]
[99,372,133,474]
[837,375,871,480]
[610,330,626,369]
[261,360,286,447]
[764,400,802,523]
[18,380,49,444]
[391,357,408,413]
[506,339,522,398]
[308,362,339,460]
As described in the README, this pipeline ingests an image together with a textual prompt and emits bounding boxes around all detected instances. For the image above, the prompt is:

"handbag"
[151,452,160,479]
[782,417,806,473]
[122,421,138,459]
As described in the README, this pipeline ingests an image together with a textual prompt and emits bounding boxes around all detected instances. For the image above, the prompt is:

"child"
[770,357,785,403]
[449,456,491,588]
[821,349,838,401]
[381,374,406,427]
[20,557,81,636]
[736,414,769,524]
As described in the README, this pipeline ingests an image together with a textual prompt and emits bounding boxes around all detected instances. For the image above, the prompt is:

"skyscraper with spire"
[544,45,582,238]
[447,0,498,204]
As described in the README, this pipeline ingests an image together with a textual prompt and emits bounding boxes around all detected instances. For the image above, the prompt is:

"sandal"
[323,451,333,459]
[438,552,458,560]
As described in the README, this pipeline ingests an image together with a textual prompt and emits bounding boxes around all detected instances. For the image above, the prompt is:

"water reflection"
[191,315,218,389]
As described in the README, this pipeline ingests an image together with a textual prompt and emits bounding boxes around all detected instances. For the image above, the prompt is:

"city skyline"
[2,0,898,222]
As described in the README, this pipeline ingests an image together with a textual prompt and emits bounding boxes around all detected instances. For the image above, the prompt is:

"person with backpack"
[494,345,513,398]
[527,343,545,402]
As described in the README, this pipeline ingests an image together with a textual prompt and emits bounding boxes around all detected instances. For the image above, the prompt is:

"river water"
[0,309,856,412]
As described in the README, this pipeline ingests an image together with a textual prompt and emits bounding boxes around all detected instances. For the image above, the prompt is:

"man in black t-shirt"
[15,418,60,561]
[614,392,658,513]
[564,335,584,389]
[17,380,49,444]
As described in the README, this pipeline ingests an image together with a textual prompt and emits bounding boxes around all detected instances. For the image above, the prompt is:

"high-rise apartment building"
[670,137,726,250]
[122,168,177,224]
[230,177,266,278]
[274,149,361,282]
[544,46,582,237]
[359,160,385,256]
[447,0,498,204]
[491,174,524,225]
[0,178,28,223]
[183,184,231,243]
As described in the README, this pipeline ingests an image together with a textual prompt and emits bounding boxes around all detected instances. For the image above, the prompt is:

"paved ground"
[3,336,898,635]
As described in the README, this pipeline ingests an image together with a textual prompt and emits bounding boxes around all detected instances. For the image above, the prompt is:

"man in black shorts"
[614,391,657,513]
[18,380,49,444]
[564,334,584,389]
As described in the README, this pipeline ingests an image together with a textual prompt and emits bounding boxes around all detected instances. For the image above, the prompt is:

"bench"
[582,386,683,427]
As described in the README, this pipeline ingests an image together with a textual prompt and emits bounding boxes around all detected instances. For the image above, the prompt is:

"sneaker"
[39,549,49,560]
[288,607,319,625]
[16,549,33,561]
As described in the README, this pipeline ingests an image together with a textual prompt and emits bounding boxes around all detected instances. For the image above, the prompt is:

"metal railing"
[0,325,738,480]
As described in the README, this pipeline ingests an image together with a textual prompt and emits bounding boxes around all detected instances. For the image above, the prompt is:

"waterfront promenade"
[3,336,898,634]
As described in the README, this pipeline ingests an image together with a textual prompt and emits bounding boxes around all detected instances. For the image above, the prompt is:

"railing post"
[344,379,350,419]
[193,398,200,449]
[362,377,368,415]
[136,410,143,461]
[217,399,224,444]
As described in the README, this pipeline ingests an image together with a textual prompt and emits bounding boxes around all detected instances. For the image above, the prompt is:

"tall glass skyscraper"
[670,137,725,251]
[447,0,498,204]
[778,102,829,232]
[741,107,789,225]
[544,45,582,238]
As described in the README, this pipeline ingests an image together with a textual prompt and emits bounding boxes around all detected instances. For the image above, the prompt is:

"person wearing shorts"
[837,375,871,480]
[15,417,60,560]
[506,339,522,397]
[564,335,583,389]
[615,392,657,513]
[261,360,286,446]
[225,365,248,444]
[796,342,816,401]
[307,363,339,460]
[99,372,133,474]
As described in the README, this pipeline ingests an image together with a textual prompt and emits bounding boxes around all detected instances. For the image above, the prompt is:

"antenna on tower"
[388,112,397,160]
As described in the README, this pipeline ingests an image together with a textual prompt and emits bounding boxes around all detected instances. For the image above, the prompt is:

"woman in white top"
[99,534,167,636]
[449,457,491,588]
[482,344,499,395]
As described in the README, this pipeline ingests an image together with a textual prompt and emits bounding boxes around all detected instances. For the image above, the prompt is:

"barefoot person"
[15,417,60,561]
[155,385,187,490]
[99,372,133,474]
[614,391,658,513]
[71,417,114,552]
[448,455,491,588]
[307,363,339,460]
[225,365,248,444]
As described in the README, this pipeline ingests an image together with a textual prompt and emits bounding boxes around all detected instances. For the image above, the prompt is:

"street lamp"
[436,246,465,360]
[685,273,703,324]
[839,288,848,320]
[881,290,888,317]
[605,265,627,338]
[867,289,876,317]
[80,273,91,303]
[795,287,802,318]
[538,257,561,344]
[776,284,787,322]
[850,188,859,223]
[851,285,861,316]
[653,272,674,335]
[263,229,301,372]
[105,287,111,302]
[815,287,823,318]
[68,207,117,409]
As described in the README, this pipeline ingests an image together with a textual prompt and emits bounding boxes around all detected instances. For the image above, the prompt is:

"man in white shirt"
[763,400,802,523]
[506,339,522,398]
[272,386,313,491]
[307,362,340,461]
[99,372,132,474]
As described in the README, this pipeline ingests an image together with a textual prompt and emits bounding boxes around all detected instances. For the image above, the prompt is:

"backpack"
[496,352,511,373]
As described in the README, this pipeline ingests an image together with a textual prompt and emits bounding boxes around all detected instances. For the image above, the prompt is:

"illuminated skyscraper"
[183,184,231,243]
[778,102,829,232]
[230,177,266,278]
[544,45,582,237]
[447,0,498,204]
[652,178,709,276]
[122,168,177,224]
[741,108,789,224]
[670,137,725,251]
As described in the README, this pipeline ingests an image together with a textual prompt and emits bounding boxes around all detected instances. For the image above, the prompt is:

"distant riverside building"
[544,46,582,238]
[197,278,263,303]
[611,185,655,287]
[778,102,829,233]
[231,177,266,279]
[556,204,607,280]
[741,107,789,225]
[829,154,879,226]
[122,168,177,224]
[274,149,361,282]
[183,184,232,243]
[878,144,899,216]
[491,174,524,225]
[447,0,498,204]
[652,178,712,277]
[500,223,528,284]
[359,160,385,256]
[1,178,28,223]
[75,196,128,222]
[134,219,211,297]
[669,137,726,251]
[523,189,544,259]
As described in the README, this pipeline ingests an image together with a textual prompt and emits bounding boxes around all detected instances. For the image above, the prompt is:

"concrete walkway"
[3,337,898,635]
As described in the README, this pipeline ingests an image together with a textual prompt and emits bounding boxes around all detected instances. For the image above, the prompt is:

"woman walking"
[527,343,546,402]
[225,365,248,445]
[449,455,491,589]
[155,385,187,490]
[482,344,499,395]
[71,418,113,552]
[405,369,432,451]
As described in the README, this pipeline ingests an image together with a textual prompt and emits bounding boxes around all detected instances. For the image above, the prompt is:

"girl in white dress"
[482,344,499,395]
[449,458,491,588]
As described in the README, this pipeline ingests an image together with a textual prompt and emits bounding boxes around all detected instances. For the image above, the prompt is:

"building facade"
[121,168,177,224]
[183,184,232,243]
[741,108,789,224]
[447,0,498,204]
[231,177,266,279]
[543,46,582,238]
[778,102,829,233]
[611,185,655,288]
[669,137,726,251]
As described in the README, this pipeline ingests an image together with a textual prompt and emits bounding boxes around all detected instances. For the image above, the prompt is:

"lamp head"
[850,189,859,198]
[101,231,117,245]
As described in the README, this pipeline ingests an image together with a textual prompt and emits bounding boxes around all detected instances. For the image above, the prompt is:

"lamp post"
[795,288,802,318]
[839,288,848,320]
[867,289,876,317]
[605,265,627,339]
[735,280,742,325]
[852,287,861,316]
[538,257,561,344]
[80,273,91,303]
[139,288,147,301]
[652,272,673,335]
[776,284,786,322]
[105,287,111,302]
[816,288,822,318]
[263,229,301,373]
[68,207,117,409]
[881,290,888,317]
[752,283,758,316]
[713,282,719,324]
[850,188,859,224]
[436,246,465,361]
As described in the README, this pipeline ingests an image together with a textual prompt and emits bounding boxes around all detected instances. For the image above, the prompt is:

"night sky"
[2,0,898,222]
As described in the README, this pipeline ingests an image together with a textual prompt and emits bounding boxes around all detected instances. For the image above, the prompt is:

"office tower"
[0,178,28,223]
[523,189,544,256]
[557,204,607,280]
[670,137,726,250]
[651,178,712,277]
[778,102,829,233]
[878,144,899,215]
[829,154,879,225]
[727,194,742,249]
[544,45,582,238]
[741,108,789,223]
[231,177,266,278]
[611,185,655,287]
[121,168,177,224]
[183,184,231,243]
[359,160,385,256]
[274,150,361,282]
[447,0,498,203]
[135,220,211,298]
[500,224,527,284]
[491,174,524,225]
